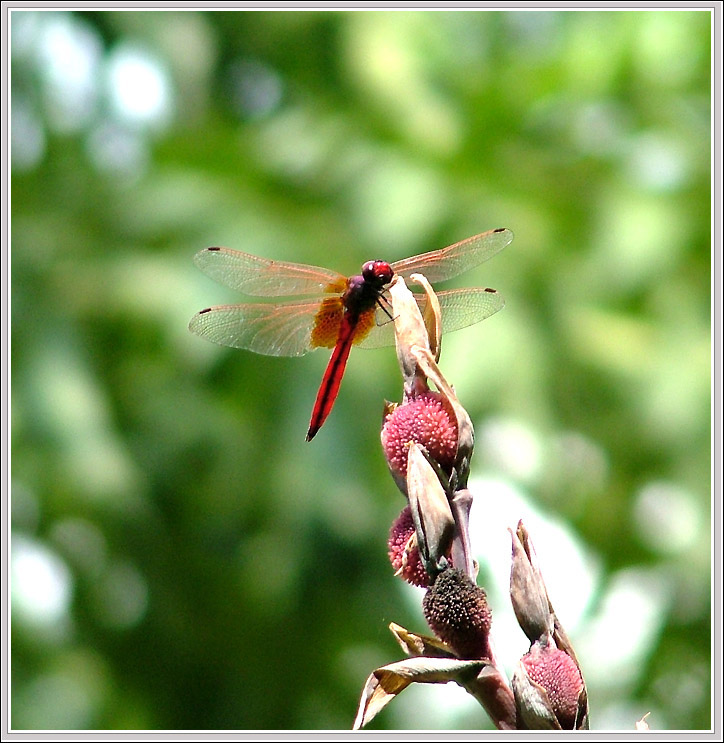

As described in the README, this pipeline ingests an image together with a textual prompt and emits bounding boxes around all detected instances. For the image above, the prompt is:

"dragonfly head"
[362,260,394,287]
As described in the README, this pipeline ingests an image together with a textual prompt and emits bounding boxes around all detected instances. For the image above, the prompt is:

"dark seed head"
[422,567,492,659]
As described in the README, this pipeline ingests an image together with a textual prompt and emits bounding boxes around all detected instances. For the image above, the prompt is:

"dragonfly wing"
[194,247,348,297]
[189,297,341,357]
[356,287,505,350]
[436,287,505,333]
[390,228,513,284]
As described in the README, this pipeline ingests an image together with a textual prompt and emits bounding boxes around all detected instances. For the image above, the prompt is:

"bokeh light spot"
[633,481,703,555]
[577,566,673,689]
[12,535,73,627]
[92,560,149,630]
[106,44,173,128]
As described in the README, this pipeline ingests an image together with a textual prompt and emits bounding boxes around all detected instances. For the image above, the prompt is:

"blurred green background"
[10,9,711,731]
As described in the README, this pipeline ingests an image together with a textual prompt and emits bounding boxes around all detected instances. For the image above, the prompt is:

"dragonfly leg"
[375,293,395,325]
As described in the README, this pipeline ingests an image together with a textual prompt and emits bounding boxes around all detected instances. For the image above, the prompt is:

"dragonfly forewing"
[194,247,347,297]
[390,228,513,284]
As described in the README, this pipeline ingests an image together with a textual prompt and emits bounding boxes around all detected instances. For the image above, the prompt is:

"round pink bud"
[422,567,492,659]
[520,642,584,730]
[381,391,458,486]
[387,505,432,587]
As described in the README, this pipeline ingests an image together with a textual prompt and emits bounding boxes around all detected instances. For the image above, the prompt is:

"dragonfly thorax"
[343,263,391,318]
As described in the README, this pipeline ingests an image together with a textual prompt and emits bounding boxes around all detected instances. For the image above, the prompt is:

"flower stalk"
[354,269,588,730]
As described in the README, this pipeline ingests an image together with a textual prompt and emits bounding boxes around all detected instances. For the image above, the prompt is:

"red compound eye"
[362,260,393,286]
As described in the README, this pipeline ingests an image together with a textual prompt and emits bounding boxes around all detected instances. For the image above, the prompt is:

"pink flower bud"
[381,391,458,490]
[387,505,432,587]
[519,642,584,730]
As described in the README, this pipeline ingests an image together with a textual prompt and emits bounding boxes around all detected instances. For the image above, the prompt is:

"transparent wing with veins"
[390,228,513,284]
[193,247,348,297]
[189,297,339,357]
[358,287,505,349]
[189,288,505,356]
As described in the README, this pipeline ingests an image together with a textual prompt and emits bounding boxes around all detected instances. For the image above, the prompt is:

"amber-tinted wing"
[193,247,348,297]
[188,296,344,357]
[390,228,513,284]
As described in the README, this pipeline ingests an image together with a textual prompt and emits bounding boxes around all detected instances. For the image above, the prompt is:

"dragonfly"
[189,227,513,441]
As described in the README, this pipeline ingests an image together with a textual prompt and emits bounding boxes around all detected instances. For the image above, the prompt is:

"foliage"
[10,9,711,731]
